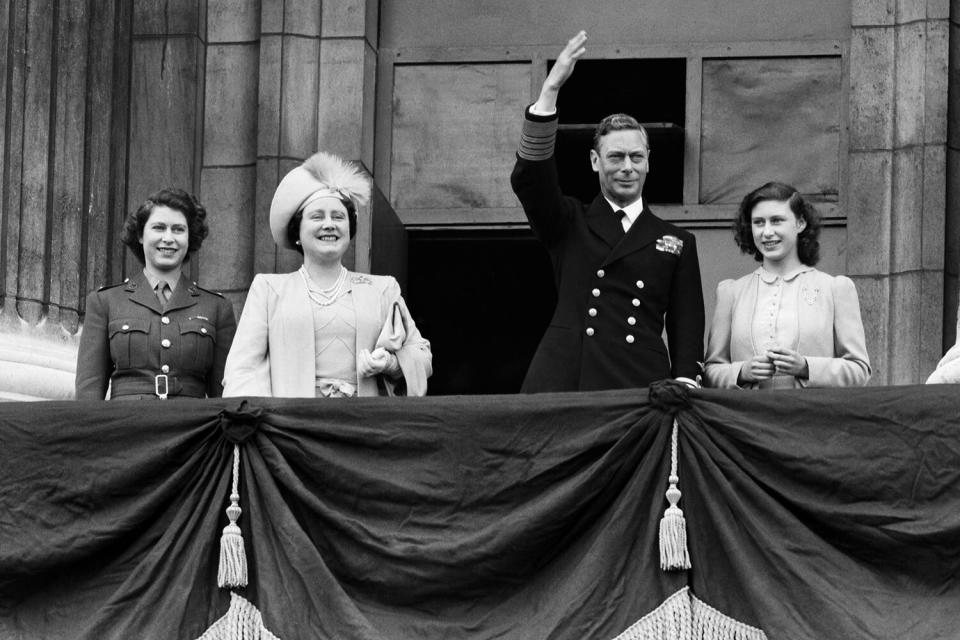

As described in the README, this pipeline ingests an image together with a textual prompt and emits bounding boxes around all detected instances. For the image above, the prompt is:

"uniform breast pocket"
[179,318,216,371]
[108,318,152,368]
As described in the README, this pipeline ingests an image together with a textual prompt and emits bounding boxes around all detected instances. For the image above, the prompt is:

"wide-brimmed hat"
[269,152,372,250]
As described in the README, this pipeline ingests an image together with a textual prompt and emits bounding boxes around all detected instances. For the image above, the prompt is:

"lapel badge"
[656,235,683,256]
[800,285,820,305]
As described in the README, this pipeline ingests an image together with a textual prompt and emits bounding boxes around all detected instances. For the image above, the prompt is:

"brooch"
[351,274,373,285]
[800,285,820,305]
[656,235,683,256]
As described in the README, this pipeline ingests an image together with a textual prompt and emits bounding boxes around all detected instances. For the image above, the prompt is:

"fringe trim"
[610,588,768,640]
[195,592,280,640]
[614,587,767,640]
[611,587,692,640]
[690,594,767,640]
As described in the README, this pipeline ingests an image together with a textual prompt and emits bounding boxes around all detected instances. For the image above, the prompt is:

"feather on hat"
[269,151,372,251]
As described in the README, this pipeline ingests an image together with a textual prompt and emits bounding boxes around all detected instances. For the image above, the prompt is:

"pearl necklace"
[300,265,348,306]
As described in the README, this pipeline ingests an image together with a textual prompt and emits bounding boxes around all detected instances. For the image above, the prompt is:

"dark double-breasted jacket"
[75,271,237,399]
[511,110,705,392]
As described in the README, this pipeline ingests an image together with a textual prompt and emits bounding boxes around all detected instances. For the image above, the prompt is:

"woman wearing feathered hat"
[222,152,431,397]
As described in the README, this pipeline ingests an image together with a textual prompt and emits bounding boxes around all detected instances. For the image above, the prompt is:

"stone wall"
[848,0,953,384]
[0,0,955,399]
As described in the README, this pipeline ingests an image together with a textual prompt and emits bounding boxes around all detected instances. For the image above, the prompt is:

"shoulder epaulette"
[194,283,225,298]
[96,279,129,292]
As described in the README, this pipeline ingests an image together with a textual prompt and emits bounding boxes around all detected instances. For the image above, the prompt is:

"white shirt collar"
[603,196,644,225]
[756,265,814,284]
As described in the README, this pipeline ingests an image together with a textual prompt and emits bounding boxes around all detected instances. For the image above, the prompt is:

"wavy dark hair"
[286,197,358,255]
[120,188,209,264]
[733,182,822,266]
[592,113,649,152]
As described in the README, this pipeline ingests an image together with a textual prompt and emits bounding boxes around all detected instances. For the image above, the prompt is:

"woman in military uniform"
[75,189,237,400]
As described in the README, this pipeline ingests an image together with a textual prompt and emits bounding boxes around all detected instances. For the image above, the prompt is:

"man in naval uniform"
[511,31,704,392]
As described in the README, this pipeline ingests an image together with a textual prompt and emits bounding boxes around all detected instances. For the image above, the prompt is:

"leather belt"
[111,373,207,399]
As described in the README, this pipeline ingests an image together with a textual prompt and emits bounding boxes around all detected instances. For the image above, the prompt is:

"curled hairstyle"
[286,197,358,255]
[734,182,822,266]
[592,113,649,151]
[121,188,209,264]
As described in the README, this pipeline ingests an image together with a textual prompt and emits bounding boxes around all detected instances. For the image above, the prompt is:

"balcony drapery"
[1,386,958,639]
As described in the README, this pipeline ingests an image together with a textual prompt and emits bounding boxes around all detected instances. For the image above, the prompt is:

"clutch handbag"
[374,302,407,353]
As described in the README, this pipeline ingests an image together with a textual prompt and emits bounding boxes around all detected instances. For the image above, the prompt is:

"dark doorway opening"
[406,228,556,395]
[552,57,687,204]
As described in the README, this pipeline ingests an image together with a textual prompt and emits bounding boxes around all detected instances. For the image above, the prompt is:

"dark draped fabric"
[1,385,958,639]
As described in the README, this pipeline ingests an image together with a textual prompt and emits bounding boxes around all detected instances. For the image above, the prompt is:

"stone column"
[201,0,260,314]
[254,0,382,277]
[0,0,132,400]
[127,0,207,275]
[319,0,383,274]
[848,0,951,384]
[255,1,322,277]
[945,0,960,347]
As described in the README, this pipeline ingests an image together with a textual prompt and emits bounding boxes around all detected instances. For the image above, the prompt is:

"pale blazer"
[704,267,871,389]
[927,305,960,384]
[222,271,431,397]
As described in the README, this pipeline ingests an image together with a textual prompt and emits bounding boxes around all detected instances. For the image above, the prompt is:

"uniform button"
[592,288,600,297]
[121,324,130,330]
[626,335,635,343]
[628,316,637,325]
[636,280,644,289]
[200,327,207,334]
[588,308,597,317]
[161,316,170,325]
[597,269,605,278]
[160,364,170,373]
[586,327,595,337]
[161,339,171,348]
[632,298,640,307]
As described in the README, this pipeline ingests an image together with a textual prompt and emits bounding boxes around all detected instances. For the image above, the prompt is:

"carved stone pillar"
[847,0,951,383]
[0,0,131,400]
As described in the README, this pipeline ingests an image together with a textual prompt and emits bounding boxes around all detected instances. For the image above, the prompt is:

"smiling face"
[139,205,189,275]
[750,199,806,268]
[590,129,649,208]
[299,196,351,263]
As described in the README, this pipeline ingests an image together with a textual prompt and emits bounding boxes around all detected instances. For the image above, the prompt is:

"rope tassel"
[659,419,691,571]
[218,444,248,588]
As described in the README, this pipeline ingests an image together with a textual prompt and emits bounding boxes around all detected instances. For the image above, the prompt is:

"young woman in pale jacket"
[704,182,870,389]
[222,152,431,398]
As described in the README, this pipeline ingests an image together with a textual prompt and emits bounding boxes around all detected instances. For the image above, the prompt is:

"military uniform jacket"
[75,271,237,399]
[510,109,705,392]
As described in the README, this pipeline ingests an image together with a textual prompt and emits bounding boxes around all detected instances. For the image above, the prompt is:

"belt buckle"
[155,374,169,400]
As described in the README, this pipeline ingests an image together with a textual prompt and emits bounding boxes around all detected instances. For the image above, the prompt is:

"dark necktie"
[615,209,628,233]
[155,282,171,309]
